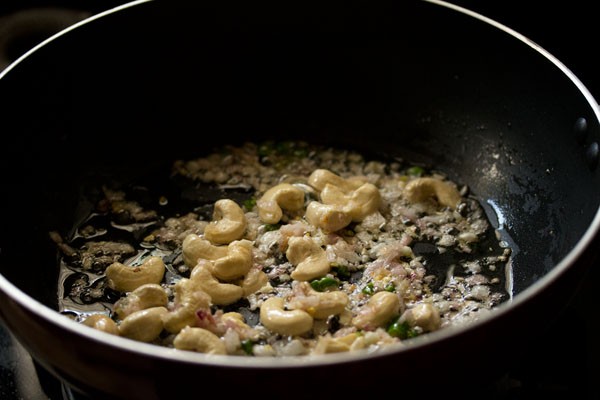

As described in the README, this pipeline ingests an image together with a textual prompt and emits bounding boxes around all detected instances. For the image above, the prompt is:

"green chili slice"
[310,277,339,292]
[384,283,396,292]
[243,198,257,211]
[407,166,425,176]
[241,340,254,355]
[362,282,375,295]
[387,318,419,340]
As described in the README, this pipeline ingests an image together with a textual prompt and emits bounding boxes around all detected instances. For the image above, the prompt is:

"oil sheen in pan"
[54,142,514,352]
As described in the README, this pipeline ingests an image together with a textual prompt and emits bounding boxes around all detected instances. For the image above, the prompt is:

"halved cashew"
[403,177,461,209]
[82,314,119,335]
[286,236,331,281]
[190,263,243,305]
[173,326,227,355]
[118,306,168,342]
[259,297,313,336]
[307,169,365,192]
[182,234,228,268]
[209,239,253,281]
[204,199,247,245]
[114,283,168,318]
[257,183,305,224]
[221,312,260,341]
[221,312,246,326]
[305,201,352,233]
[320,182,381,222]
[309,291,348,319]
[162,278,212,334]
[289,282,348,319]
[313,332,361,354]
[403,303,441,332]
[352,291,401,330]
[239,268,270,296]
[106,256,166,293]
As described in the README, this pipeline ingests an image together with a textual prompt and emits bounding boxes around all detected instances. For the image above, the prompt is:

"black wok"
[0,0,599,398]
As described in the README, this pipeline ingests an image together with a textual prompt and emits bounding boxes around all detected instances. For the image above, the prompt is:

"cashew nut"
[221,312,246,326]
[257,183,305,224]
[114,283,168,318]
[204,199,247,245]
[173,326,227,355]
[182,234,228,268]
[352,291,401,330]
[320,182,381,222]
[82,314,119,335]
[209,239,253,281]
[289,282,348,319]
[403,177,461,209]
[190,263,243,305]
[313,332,361,354]
[403,303,441,332]
[305,201,352,233]
[162,278,212,334]
[239,268,270,296]
[105,256,166,293]
[286,236,331,281]
[313,290,348,319]
[307,169,365,192]
[221,312,260,341]
[311,290,348,319]
[118,306,168,342]
[259,297,313,336]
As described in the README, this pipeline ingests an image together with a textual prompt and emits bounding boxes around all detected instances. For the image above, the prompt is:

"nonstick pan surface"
[0,1,599,398]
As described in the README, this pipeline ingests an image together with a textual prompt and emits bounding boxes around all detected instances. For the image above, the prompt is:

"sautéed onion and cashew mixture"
[53,141,511,356]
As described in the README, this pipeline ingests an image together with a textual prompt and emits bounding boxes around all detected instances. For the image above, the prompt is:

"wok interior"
[1,1,599,311]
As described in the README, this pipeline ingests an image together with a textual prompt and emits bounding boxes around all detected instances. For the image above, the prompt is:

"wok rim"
[0,0,599,369]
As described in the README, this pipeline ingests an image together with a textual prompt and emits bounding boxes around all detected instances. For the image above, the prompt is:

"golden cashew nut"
[313,332,361,354]
[173,326,227,355]
[114,283,168,318]
[239,268,270,296]
[304,201,352,233]
[259,297,313,336]
[182,234,228,268]
[290,282,348,319]
[209,239,253,281]
[286,236,331,281]
[403,177,461,209]
[221,312,259,341]
[162,278,212,334]
[257,183,305,224]
[311,290,348,319]
[403,303,441,332]
[307,169,365,192]
[105,256,166,293]
[221,312,245,326]
[82,314,119,335]
[320,182,381,222]
[352,291,401,330]
[190,263,243,305]
[204,199,247,245]
[118,306,168,342]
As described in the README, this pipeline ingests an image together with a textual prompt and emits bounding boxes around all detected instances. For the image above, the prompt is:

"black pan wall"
[1,0,599,306]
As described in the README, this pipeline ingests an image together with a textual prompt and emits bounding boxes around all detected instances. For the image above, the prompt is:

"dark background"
[1,1,598,399]
[454,0,600,101]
